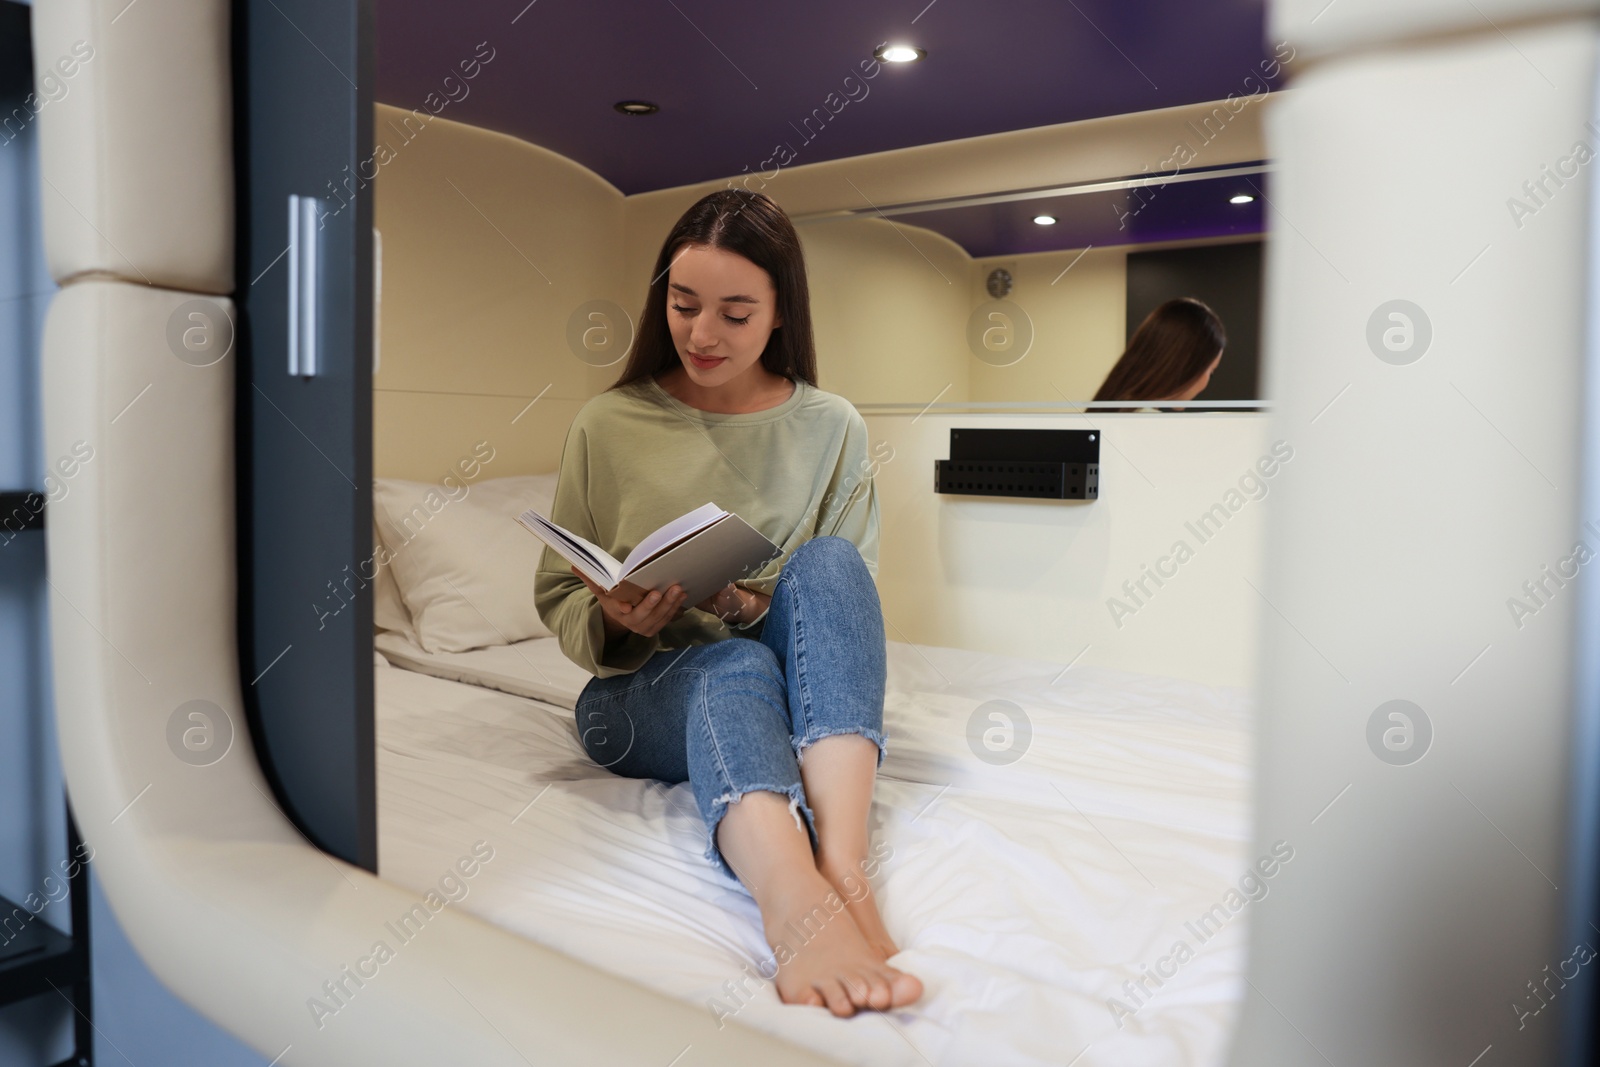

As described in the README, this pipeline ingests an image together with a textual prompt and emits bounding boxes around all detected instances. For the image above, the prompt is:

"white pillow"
[373,473,559,653]
[371,521,414,637]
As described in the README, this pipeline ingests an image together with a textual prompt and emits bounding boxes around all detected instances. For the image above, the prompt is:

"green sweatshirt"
[533,374,882,678]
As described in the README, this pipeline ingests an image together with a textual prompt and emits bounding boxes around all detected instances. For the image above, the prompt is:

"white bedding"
[375,629,591,707]
[375,638,1254,1066]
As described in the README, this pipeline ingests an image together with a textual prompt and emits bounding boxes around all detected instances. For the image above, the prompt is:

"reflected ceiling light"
[1229,194,1255,204]
[1033,214,1057,225]
[614,100,659,116]
[874,43,926,63]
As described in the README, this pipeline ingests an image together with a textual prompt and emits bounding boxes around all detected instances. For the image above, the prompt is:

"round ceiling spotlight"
[614,100,660,116]
[874,43,926,63]
[1033,214,1057,225]
[1229,194,1255,204]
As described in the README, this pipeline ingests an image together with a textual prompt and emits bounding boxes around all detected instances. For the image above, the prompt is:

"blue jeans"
[573,535,888,882]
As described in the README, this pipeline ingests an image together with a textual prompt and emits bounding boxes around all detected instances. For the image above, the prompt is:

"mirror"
[793,164,1269,409]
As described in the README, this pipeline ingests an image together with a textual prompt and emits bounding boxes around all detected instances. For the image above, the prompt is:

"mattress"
[375,638,1254,1066]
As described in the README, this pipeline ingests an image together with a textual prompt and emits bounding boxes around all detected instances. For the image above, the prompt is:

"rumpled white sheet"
[375,638,1253,1067]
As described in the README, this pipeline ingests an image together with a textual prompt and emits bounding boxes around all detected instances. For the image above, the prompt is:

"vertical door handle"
[287,194,324,377]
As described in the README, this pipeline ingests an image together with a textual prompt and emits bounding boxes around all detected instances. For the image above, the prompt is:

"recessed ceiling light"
[1229,194,1255,204]
[1033,214,1057,225]
[614,100,659,116]
[874,43,926,63]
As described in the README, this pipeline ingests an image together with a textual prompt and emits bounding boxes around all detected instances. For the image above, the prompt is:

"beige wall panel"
[372,104,626,476]
[867,411,1269,688]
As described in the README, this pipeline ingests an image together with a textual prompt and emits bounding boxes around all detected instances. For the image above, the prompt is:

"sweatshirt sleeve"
[532,411,659,678]
[728,403,881,632]
[816,406,881,579]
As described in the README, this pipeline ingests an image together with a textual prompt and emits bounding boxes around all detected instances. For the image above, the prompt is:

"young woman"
[1091,296,1226,412]
[532,189,922,1018]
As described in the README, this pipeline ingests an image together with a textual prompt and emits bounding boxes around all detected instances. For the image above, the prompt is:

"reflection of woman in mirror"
[532,189,922,1017]
[1092,297,1226,412]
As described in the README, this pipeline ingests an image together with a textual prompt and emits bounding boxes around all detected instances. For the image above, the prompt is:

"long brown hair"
[610,189,818,391]
[1092,297,1225,410]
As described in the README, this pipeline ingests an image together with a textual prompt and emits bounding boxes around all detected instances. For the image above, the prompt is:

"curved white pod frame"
[31,1,833,1063]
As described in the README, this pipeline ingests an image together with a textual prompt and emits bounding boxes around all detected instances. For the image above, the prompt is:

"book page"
[518,510,625,585]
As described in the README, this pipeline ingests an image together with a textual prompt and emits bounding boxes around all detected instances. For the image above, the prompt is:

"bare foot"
[818,854,899,961]
[763,871,922,1017]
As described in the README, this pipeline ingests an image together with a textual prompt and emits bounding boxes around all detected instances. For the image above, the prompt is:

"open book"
[517,502,782,608]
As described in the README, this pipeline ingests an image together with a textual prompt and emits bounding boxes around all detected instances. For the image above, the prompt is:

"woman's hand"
[696,583,771,625]
[572,567,687,640]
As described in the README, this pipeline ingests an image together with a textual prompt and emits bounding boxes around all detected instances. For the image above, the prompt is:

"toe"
[839,971,878,1010]
[838,972,889,1017]
[817,979,856,1018]
[862,970,895,1011]
[887,969,924,1007]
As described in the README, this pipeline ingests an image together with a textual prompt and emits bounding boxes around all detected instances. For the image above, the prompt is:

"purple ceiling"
[374,0,1275,196]
[887,169,1268,258]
